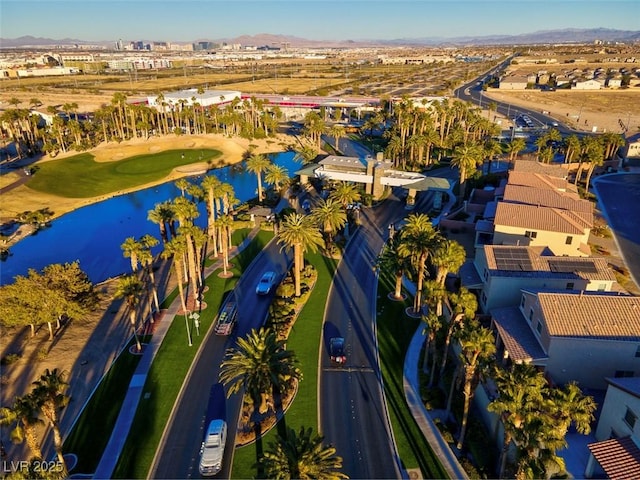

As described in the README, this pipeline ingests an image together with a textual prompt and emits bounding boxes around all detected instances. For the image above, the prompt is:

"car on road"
[329,337,347,364]
[199,419,227,476]
[256,271,277,295]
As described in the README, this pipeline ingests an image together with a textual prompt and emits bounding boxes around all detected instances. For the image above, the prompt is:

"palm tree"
[451,142,484,200]
[293,144,319,165]
[329,124,347,153]
[114,275,145,352]
[456,322,495,450]
[32,368,70,472]
[328,182,361,211]
[488,364,547,478]
[175,178,191,197]
[0,393,44,460]
[161,236,189,316]
[563,134,581,164]
[397,214,441,315]
[219,328,302,467]
[421,311,442,382]
[172,196,201,300]
[506,137,526,164]
[432,239,466,287]
[148,201,174,244]
[246,153,272,203]
[265,164,289,197]
[277,213,324,297]
[138,234,160,314]
[376,235,412,300]
[440,287,477,377]
[310,198,346,248]
[121,236,142,272]
[261,426,347,479]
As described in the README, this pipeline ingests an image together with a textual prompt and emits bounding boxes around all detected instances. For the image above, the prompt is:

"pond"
[1,151,300,285]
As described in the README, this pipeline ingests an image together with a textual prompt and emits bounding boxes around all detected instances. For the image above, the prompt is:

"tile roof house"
[473,245,617,312]
[510,159,568,179]
[586,377,640,478]
[492,202,592,256]
[490,291,640,389]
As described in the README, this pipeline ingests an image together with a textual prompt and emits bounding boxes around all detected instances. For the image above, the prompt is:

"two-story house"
[473,245,617,312]
[586,377,640,478]
[490,291,640,389]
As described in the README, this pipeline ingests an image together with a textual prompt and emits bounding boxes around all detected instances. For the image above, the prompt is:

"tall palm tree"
[421,311,442,378]
[328,182,361,211]
[451,142,484,200]
[310,198,346,248]
[261,426,347,479]
[32,368,69,472]
[121,236,142,272]
[148,201,174,244]
[138,234,160,314]
[201,175,223,252]
[0,393,44,460]
[293,144,319,165]
[329,124,347,153]
[456,323,495,450]
[161,236,189,316]
[219,328,302,466]
[277,213,324,297]
[246,153,271,203]
[506,137,526,164]
[397,214,441,315]
[440,286,477,377]
[172,197,201,300]
[265,164,289,197]
[114,275,145,352]
[432,239,466,287]
[376,235,412,300]
[488,364,547,478]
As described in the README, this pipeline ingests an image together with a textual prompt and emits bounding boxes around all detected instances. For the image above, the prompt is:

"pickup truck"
[214,295,237,335]
[199,383,227,476]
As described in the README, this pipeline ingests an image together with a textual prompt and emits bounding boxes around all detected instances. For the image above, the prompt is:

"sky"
[1,0,638,42]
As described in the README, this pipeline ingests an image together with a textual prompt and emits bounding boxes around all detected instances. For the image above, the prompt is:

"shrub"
[1,353,21,365]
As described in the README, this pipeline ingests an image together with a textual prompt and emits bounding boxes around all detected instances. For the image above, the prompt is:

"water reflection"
[1,151,300,284]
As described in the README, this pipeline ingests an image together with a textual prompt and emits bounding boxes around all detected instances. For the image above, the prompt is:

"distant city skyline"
[1,0,639,43]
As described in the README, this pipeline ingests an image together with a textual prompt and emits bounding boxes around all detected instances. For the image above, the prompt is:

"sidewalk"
[92,225,263,479]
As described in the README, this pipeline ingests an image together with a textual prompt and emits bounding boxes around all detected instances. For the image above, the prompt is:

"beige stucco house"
[473,245,616,312]
[586,377,640,478]
[491,291,640,389]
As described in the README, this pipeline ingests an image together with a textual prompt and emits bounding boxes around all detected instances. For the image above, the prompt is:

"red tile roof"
[494,202,592,234]
[588,436,640,480]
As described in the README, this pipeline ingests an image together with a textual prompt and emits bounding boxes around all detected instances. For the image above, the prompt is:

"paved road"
[151,239,291,479]
[319,192,409,479]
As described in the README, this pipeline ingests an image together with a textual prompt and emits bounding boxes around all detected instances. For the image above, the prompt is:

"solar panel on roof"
[548,259,599,274]
[493,247,534,271]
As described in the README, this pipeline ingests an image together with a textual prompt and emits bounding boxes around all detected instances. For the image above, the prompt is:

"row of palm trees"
[0,369,70,477]
[0,91,284,160]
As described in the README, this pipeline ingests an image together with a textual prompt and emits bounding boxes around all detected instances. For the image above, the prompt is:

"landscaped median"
[376,269,449,479]
[230,251,337,478]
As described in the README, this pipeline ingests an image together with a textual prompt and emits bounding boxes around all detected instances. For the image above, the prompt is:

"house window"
[484,268,489,281]
[635,345,640,358]
[520,296,526,308]
[566,282,575,290]
[624,407,637,430]
[565,236,573,245]
[529,308,534,322]
[598,283,606,291]
[525,230,538,239]
[481,291,487,306]
[536,321,543,334]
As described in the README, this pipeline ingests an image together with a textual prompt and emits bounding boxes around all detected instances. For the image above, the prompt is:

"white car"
[199,419,227,476]
[256,271,277,295]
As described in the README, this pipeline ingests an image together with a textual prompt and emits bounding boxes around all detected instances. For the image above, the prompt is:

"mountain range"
[1,28,639,49]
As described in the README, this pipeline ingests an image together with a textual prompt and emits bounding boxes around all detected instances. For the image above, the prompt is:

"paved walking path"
[91,225,263,479]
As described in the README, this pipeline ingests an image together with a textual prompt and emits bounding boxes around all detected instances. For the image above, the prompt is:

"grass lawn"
[230,252,337,479]
[376,270,449,479]
[111,231,273,479]
[27,149,221,198]
[62,336,148,473]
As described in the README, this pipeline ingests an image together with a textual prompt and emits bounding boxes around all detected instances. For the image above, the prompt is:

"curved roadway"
[151,239,290,479]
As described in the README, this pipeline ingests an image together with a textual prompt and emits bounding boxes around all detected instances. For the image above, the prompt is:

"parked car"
[329,337,347,364]
[256,271,277,295]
